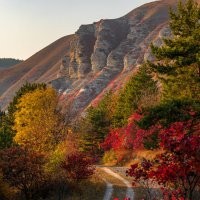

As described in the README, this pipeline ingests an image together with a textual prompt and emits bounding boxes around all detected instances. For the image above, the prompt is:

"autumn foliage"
[101,112,160,161]
[0,147,45,199]
[14,87,65,153]
[61,152,95,183]
[0,0,200,199]
[127,119,200,199]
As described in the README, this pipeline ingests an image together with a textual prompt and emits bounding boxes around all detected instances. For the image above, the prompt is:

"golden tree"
[14,87,65,153]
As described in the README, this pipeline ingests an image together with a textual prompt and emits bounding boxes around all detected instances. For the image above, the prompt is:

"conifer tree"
[78,92,113,156]
[112,64,158,127]
[0,109,14,149]
[148,0,200,100]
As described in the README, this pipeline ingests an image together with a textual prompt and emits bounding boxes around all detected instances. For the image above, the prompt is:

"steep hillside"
[0,35,74,108]
[1,0,198,111]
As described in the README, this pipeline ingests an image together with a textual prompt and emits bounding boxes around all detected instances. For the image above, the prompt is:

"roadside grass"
[42,171,106,200]
[125,149,164,167]
[64,173,106,200]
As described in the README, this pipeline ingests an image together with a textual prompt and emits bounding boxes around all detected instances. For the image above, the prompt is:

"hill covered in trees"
[0,58,23,69]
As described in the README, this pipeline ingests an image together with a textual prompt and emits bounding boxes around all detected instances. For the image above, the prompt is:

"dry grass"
[64,174,106,200]
[103,149,135,167]
[136,149,164,160]
[125,149,164,167]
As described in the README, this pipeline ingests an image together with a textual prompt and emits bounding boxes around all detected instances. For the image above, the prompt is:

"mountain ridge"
[0,0,199,111]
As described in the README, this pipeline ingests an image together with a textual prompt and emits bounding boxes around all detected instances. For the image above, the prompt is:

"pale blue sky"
[0,0,154,59]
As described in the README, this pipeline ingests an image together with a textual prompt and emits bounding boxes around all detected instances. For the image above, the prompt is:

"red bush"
[62,152,95,182]
[0,147,45,200]
[101,112,160,153]
[127,120,200,199]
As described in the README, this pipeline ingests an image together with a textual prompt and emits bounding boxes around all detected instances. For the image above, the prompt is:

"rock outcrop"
[0,0,192,111]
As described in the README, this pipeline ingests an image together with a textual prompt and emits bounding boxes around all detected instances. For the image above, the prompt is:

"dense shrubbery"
[127,119,200,199]
[0,83,95,199]
[62,152,95,183]
[93,0,200,199]
[125,0,200,199]
[0,147,45,200]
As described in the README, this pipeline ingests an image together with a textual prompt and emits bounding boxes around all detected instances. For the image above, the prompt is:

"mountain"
[0,58,23,69]
[0,0,199,111]
[0,35,74,108]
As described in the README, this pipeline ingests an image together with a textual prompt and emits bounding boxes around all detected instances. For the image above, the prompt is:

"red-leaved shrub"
[62,152,95,183]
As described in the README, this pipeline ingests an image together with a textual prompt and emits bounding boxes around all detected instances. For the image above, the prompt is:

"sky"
[0,0,154,60]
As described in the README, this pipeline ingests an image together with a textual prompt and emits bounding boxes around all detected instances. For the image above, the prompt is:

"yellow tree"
[14,87,65,153]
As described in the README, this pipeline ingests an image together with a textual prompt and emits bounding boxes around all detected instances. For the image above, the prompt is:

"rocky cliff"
[0,0,194,111]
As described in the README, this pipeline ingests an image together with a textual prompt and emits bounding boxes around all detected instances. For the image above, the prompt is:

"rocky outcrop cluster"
[55,0,174,111]
[57,1,172,81]
[0,0,179,111]
[57,55,70,78]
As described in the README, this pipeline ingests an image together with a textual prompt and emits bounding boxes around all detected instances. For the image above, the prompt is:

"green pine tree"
[79,92,113,156]
[112,64,158,127]
[0,109,14,149]
[148,0,200,101]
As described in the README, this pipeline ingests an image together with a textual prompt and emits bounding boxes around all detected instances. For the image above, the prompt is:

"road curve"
[102,177,113,200]
[101,167,134,200]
